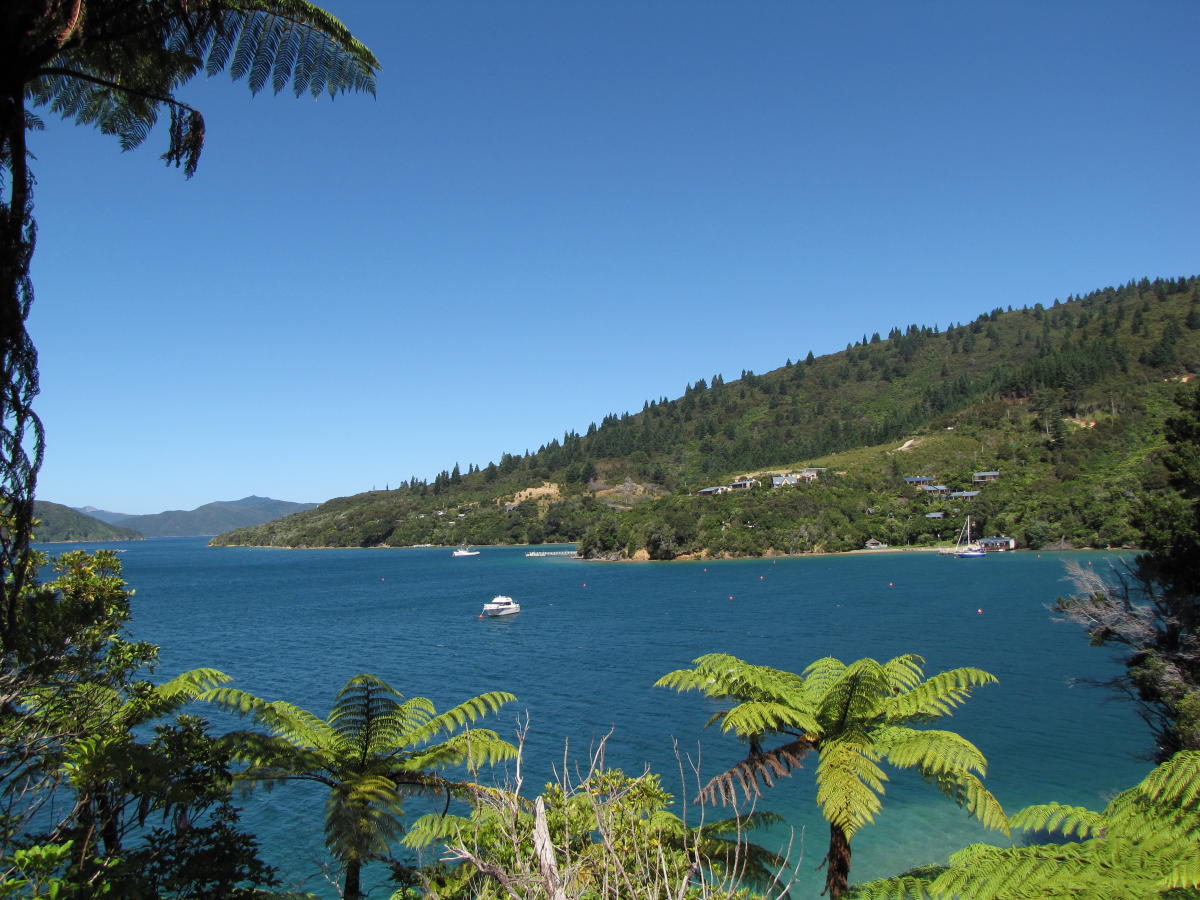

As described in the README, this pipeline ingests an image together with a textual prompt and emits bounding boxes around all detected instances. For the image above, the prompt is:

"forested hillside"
[32,501,144,542]
[215,276,1200,556]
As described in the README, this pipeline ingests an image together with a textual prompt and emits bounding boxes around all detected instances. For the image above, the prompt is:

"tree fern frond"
[201,688,337,750]
[694,810,786,839]
[249,14,288,94]
[404,691,516,747]
[1137,750,1200,809]
[932,771,1009,835]
[1159,844,1200,890]
[401,729,517,773]
[1009,801,1107,838]
[697,739,812,806]
[662,654,807,705]
[153,667,232,704]
[816,740,888,835]
[324,773,404,862]
[877,727,988,779]
[817,661,892,731]
[270,19,301,94]
[205,22,237,77]
[848,875,936,900]
[718,699,820,738]
[801,656,848,701]
[218,730,332,783]
[230,12,268,84]
[882,654,926,693]
[884,667,998,722]
[401,812,475,849]
[655,666,722,694]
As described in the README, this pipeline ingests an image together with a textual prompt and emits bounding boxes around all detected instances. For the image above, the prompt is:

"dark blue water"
[51,539,1152,897]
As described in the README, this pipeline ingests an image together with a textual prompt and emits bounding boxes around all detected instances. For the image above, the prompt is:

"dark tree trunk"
[344,858,363,900]
[0,82,44,655]
[823,822,852,899]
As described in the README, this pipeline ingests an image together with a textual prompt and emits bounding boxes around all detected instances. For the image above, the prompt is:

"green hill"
[214,276,1200,556]
[32,501,144,543]
[117,496,319,537]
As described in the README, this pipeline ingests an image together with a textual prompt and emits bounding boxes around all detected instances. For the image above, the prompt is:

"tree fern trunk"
[824,822,852,899]
[0,82,43,654]
[344,858,363,900]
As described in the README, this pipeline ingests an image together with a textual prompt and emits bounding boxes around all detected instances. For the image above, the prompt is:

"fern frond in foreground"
[852,750,1200,899]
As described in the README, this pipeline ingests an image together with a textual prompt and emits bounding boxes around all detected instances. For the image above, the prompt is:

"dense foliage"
[402,754,791,900]
[0,550,277,897]
[216,277,1200,556]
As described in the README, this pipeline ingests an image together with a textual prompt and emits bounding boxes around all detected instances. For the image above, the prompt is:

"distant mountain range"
[32,496,320,542]
[116,496,320,537]
[33,501,143,542]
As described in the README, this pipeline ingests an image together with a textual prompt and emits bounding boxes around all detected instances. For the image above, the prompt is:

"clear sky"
[26,0,1200,514]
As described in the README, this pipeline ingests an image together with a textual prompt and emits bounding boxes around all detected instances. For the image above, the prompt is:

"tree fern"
[660,652,1004,899]
[200,673,515,900]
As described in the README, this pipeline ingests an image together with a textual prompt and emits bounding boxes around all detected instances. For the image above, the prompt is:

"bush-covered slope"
[215,276,1200,554]
[33,501,144,542]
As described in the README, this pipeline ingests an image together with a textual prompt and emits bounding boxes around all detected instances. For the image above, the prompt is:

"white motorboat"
[482,595,520,617]
[452,547,480,557]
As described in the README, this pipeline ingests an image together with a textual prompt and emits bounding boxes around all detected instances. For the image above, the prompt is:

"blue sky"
[26,1,1200,513]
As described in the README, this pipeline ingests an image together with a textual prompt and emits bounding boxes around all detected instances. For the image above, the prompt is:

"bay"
[50,538,1152,897]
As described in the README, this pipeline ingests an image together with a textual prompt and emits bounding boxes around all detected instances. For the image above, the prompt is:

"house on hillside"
[696,485,731,496]
[949,490,981,500]
[904,476,934,484]
[919,484,949,495]
[925,511,945,519]
[973,471,1001,484]
[730,478,759,490]
[799,467,826,480]
[864,538,889,550]
[771,475,799,487]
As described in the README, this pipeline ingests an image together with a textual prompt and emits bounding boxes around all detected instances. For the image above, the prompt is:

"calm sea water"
[47,539,1152,897]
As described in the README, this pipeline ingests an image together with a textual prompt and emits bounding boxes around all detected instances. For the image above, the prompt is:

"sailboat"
[952,516,986,558]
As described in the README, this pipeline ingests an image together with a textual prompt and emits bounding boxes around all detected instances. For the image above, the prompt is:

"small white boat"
[452,547,480,557]
[482,595,520,617]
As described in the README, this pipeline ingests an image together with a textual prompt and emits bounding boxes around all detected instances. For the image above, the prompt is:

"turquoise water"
[55,539,1152,897]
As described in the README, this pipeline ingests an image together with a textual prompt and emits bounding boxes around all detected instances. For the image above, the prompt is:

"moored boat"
[482,595,520,616]
[952,517,986,558]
